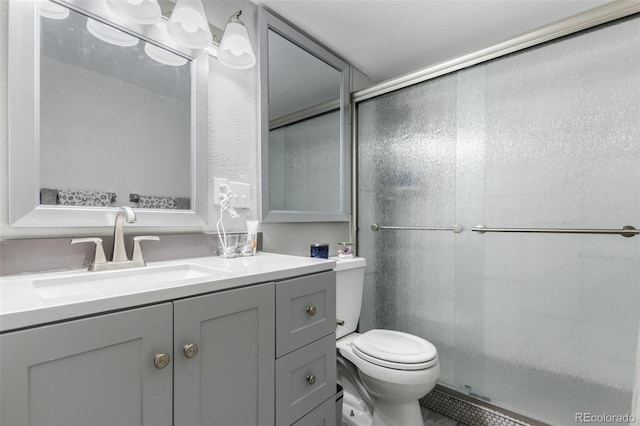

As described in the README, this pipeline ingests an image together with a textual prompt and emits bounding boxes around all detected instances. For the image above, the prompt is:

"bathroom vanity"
[0,253,337,426]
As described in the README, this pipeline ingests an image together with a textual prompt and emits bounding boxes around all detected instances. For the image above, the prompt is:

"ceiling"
[250,0,613,84]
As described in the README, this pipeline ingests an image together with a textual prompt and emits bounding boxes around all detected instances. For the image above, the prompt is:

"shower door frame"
[350,0,640,253]
[350,1,640,422]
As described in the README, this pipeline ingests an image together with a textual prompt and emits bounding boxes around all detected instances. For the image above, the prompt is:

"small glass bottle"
[337,242,354,258]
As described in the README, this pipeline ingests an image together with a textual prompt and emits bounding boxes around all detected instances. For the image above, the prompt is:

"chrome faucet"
[112,206,136,263]
[71,207,159,271]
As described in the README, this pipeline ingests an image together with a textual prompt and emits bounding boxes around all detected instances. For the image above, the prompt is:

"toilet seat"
[352,330,438,371]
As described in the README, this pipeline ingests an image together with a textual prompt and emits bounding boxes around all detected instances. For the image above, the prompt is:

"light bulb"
[218,15,255,69]
[167,0,212,49]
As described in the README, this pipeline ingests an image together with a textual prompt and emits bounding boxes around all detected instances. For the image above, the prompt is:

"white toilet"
[334,257,440,426]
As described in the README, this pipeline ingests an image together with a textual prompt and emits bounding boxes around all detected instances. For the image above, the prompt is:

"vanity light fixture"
[167,0,212,50]
[39,0,69,20]
[106,0,162,25]
[217,10,256,70]
[87,18,140,47]
[144,42,188,66]
[206,44,220,58]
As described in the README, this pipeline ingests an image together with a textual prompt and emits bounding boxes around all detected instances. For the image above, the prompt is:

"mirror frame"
[259,8,351,223]
[8,0,208,227]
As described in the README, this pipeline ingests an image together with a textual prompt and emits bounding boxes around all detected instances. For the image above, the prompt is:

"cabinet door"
[173,283,275,426]
[0,303,173,426]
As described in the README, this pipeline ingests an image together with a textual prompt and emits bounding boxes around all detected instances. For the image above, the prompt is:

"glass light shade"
[167,0,212,50]
[218,21,256,69]
[144,42,188,66]
[106,0,161,25]
[39,0,69,20]
[87,18,139,47]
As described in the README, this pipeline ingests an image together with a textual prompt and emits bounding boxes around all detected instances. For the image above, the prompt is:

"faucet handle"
[71,238,107,269]
[132,236,160,264]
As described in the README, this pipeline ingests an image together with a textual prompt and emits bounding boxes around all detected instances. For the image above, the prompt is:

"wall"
[0,0,349,258]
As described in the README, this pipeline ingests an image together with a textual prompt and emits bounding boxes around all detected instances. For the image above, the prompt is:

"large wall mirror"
[259,8,351,222]
[8,0,208,227]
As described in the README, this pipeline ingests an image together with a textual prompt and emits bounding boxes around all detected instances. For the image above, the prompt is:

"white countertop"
[0,253,336,333]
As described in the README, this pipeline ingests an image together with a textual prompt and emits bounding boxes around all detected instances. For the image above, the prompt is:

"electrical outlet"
[229,182,250,209]
[213,178,228,205]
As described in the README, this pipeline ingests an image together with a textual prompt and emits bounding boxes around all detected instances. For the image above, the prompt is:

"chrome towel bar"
[472,225,638,238]
[371,224,464,233]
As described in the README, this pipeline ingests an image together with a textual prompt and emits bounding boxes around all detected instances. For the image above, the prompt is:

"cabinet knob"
[306,375,316,385]
[183,343,199,359]
[336,319,345,327]
[153,353,171,369]
[306,306,317,316]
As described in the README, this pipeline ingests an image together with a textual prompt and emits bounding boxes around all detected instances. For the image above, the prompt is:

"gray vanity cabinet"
[0,303,174,426]
[173,283,275,426]
[0,270,335,426]
[275,271,337,425]
[0,284,275,426]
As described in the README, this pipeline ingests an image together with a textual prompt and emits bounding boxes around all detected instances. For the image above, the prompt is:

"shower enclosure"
[356,14,640,425]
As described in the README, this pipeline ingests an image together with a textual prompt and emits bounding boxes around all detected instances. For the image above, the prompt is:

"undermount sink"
[31,264,231,299]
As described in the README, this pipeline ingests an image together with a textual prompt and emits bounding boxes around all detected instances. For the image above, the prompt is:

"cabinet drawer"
[291,397,336,426]
[276,271,336,357]
[276,334,336,426]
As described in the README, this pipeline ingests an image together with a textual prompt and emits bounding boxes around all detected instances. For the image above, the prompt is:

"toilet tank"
[333,257,367,339]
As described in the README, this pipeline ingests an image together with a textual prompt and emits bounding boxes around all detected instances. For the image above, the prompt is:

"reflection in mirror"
[260,9,350,222]
[268,30,339,120]
[39,6,191,210]
[269,110,340,212]
[9,0,209,227]
[267,30,341,213]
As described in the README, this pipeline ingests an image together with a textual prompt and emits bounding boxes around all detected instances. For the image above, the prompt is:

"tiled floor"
[422,406,469,426]
[340,407,464,426]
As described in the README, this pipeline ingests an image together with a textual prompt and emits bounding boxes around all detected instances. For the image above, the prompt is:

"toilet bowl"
[333,257,440,426]
[337,331,439,426]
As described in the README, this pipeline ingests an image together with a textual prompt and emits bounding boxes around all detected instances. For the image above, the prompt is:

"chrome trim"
[429,384,551,426]
[351,95,359,253]
[371,224,463,233]
[472,225,638,238]
[353,1,640,103]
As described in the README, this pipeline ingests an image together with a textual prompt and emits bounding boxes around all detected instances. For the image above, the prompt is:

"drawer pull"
[306,375,316,385]
[306,306,317,316]
[183,343,199,359]
[153,353,171,369]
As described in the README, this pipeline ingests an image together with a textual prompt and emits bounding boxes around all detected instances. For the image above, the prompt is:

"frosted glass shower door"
[357,73,459,386]
[453,17,640,423]
[356,15,640,426]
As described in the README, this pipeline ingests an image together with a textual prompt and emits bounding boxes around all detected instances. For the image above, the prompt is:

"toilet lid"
[352,330,438,370]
